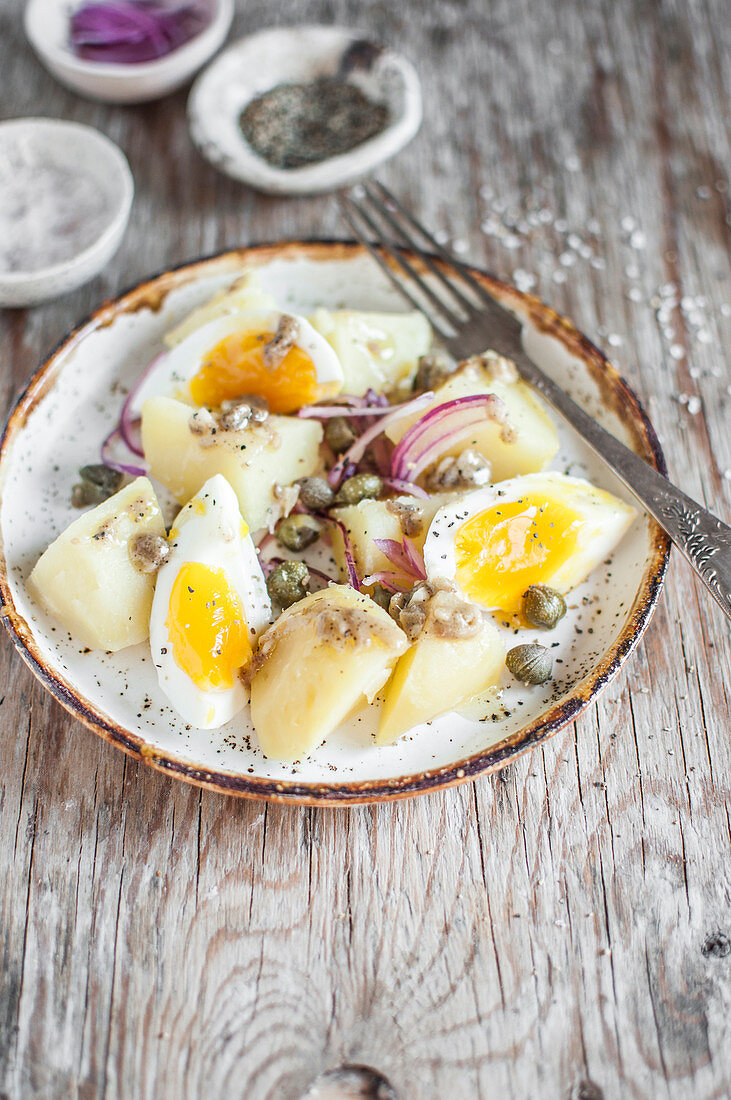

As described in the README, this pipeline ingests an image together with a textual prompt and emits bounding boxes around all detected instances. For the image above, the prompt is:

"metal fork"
[338,180,731,623]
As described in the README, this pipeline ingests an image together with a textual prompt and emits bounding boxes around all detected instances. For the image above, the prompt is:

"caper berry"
[79,464,124,494]
[267,560,309,608]
[72,463,124,507]
[522,584,567,629]
[276,514,322,552]
[335,473,383,506]
[324,416,357,454]
[296,476,335,511]
[506,643,553,685]
[412,351,454,393]
[370,584,392,611]
[71,481,109,508]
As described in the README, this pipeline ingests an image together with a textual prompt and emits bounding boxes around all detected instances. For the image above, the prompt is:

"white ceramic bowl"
[0,118,134,309]
[188,25,423,194]
[24,0,233,104]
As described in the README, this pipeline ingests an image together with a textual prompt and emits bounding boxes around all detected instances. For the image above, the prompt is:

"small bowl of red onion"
[24,0,233,104]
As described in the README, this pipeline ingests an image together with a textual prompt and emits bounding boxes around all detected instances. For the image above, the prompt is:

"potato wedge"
[141,395,322,531]
[378,614,505,745]
[330,493,458,583]
[386,357,559,481]
[309,308,432,395]
[250,585,407,760]
[28,477,165,652]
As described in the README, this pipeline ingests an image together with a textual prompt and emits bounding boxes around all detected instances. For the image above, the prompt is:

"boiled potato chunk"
[141,396,322,531]
[386,358,559,481]
[331,493,458,583]
[378,616,505,745]
[309,308,432,395]
[164,272,276,348]
[28,477,165,652]
[250,585,407,760]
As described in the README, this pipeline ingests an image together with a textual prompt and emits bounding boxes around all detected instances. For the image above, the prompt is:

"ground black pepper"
[239,78,389,170]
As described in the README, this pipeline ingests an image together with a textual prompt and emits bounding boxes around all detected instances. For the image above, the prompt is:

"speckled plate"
[0,244,670,805]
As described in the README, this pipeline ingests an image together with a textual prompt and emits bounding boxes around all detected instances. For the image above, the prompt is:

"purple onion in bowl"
[69,0,213,64]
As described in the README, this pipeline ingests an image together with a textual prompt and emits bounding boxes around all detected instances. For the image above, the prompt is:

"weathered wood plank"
[0,0,729,1096]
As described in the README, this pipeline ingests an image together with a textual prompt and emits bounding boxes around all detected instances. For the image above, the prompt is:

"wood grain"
[1,0,729,1097]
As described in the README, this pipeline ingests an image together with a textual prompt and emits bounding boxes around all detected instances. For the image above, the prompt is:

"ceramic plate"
[0,244,670,804]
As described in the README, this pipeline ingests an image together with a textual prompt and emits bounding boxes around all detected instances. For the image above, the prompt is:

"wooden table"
[1,1,729,1096]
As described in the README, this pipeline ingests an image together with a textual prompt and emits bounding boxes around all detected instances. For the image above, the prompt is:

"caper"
[267,560,309,608]
[522,584,567,629]
[506,643,553,685]
[370,584,392,611]
[296,476,335,511]
[276,514,322,551]
[335,473,383,506]
[412,351,454,392]
[71,481,109,508]
[79,464,124,494]
[324,416,357,454]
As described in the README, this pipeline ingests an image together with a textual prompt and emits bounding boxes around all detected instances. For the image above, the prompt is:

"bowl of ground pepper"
[187,24,422,194]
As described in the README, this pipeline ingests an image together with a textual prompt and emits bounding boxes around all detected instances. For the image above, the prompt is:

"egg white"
[423,471,636,608]
[149,474,272,729]
[132,310,344,411]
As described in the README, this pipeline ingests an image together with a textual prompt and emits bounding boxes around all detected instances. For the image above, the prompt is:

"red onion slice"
[327,391,434,487]
[101,427,147,477]
[391,394,506,482]
[373,537,426,581]
[381,478,430,499]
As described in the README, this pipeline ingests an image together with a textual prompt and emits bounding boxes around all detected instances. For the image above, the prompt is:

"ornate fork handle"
[515,354,731,622]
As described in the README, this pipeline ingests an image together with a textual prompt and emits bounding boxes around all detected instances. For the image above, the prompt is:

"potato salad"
[28,272,635,760]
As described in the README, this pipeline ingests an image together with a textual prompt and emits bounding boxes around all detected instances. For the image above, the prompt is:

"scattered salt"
[686,395,702,415]
[607,333,623,347]
[621,216,636,232]
[630,229,646,249]
[670,344,685,360]
[554,218,568,233]
[452,239,468,254]
[696,185,711,200]
[564,154,581,172]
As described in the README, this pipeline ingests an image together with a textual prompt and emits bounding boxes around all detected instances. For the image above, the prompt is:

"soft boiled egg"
[136,310,344,415]
[149,474,272,729]
[423,472,636,614]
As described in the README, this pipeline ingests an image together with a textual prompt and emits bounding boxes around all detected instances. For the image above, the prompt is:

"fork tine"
[372,179,500,310]
[338,196,454,336]
[340,194,460,331]
[361,181,480,316]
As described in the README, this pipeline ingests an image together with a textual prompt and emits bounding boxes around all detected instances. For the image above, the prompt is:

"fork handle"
[515,353,731,622]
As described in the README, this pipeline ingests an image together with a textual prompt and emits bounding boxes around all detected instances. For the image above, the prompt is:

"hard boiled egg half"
[136,310,344,415]
[423,472,636,614]
[149,474,272,729]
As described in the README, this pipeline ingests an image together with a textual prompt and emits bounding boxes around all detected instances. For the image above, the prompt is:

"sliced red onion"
[117,349,165,458]
[70,1,211,64]
[320,515,361,590]
[327,391,434,487]
[373,537,426,581]
[381,478,430,499]
[360,571,405,593]
[101,427,147,477]
[391,394,507,482]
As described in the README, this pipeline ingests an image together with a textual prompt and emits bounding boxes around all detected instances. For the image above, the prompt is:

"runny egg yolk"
[166,562,251,692]
[189,329,323,414]
[454,494,583,612]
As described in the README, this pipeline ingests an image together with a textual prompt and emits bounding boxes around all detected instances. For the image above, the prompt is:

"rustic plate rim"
[0,241,671,805]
